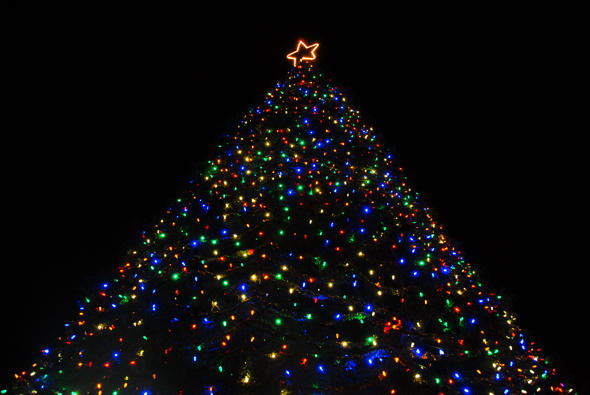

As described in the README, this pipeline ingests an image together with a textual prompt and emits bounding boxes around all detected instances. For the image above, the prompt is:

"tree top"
[287,40,320,66]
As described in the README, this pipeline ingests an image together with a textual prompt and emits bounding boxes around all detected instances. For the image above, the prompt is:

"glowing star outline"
[287,40,320,66]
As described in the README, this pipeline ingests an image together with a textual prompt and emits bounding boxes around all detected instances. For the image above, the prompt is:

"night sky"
[3,4,585,391]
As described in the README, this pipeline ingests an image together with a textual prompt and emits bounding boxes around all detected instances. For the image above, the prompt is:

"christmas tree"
[12,41,576,394]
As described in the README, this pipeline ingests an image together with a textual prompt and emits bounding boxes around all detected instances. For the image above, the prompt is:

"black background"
[2,4,586,391]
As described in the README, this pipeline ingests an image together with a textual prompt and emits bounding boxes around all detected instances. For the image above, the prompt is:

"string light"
[10,41,576,395]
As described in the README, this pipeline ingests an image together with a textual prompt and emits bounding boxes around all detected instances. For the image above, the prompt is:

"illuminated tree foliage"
[13,43,575,394]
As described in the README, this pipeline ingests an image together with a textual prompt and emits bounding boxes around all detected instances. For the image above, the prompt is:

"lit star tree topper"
[287,40,320,66]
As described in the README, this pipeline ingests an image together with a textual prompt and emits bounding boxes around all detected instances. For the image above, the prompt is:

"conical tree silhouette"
[13,41,575,394]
